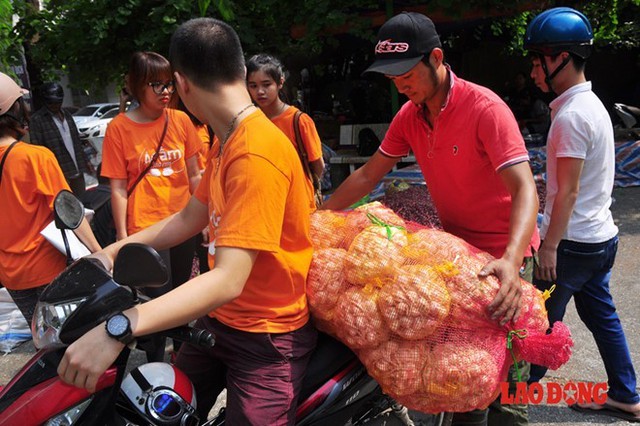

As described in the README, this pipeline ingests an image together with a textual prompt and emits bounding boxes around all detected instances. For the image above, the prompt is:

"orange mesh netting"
[308,202,573,413]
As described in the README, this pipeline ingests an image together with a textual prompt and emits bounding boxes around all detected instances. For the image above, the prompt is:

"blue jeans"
[529,236,640,404]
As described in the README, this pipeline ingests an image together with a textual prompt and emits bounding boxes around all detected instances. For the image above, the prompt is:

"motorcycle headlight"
[32,297,87,349]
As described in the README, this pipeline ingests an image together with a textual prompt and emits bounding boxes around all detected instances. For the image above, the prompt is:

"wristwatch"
[105,313,135,345]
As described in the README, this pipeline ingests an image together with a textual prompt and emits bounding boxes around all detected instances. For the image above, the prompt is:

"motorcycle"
[0,190,210,425]
[613,102,640,139]
[0,191,446,426]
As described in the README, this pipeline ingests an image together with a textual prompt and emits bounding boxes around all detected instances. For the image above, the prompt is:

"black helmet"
[40,82,65,104]
[524,7,593,59]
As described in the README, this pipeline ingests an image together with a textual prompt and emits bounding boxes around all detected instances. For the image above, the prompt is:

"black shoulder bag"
[0,141,19,185]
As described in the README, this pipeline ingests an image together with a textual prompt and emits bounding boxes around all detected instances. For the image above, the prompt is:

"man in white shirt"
[525,7,640,423]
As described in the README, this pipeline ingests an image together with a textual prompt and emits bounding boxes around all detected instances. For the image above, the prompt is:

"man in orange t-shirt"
[0,72,101,325]
[59,18,317,425]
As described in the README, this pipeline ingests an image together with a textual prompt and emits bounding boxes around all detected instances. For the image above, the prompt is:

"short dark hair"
[570,53,587,72]
[169,18,245,90]
[0,98,28,138]
[127,51,172,103]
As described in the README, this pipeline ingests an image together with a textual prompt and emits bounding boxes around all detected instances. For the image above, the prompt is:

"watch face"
[107,315,129,337]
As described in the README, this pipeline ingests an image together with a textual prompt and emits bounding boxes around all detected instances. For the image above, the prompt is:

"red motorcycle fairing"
[0,364,117,425]
[296,359,360,419]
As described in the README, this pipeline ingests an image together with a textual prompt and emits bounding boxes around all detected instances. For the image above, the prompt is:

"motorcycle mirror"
[53,189,84,230]
[113,243,170,288]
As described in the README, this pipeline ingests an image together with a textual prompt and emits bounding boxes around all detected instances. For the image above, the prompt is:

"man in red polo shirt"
[322,12,540,426]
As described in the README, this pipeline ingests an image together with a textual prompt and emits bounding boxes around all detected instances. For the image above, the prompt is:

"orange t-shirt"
[0,142,70,290]
[271,106,323,210]
[195,124,212,171]
[194,109,312,333]
[271,106,323,162]
[101,109,201,235]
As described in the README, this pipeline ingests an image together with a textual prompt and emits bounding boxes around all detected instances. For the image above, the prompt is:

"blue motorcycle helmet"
[525,7,593,58]
[524,7,593,89]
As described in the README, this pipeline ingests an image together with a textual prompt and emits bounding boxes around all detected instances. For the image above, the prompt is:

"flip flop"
[570,402,640,423]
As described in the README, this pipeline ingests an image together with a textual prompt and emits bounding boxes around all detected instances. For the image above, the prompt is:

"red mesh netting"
[308,202,573,413]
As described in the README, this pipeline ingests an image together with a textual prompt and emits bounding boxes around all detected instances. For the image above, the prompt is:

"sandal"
[570,401,640,423]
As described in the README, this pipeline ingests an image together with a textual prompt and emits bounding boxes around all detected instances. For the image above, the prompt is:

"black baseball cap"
[364,12,442,76]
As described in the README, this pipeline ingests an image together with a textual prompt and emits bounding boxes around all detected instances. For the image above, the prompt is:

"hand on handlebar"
[88,251,115,272]
[58,322,125,393]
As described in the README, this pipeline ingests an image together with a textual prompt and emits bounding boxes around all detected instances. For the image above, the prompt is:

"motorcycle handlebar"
[161,326,216,348]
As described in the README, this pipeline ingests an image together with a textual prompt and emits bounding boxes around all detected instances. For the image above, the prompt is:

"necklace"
[274,101,287,118]
[214,103,254,175]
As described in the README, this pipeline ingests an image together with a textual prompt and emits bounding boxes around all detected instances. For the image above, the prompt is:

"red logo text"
[375,39,409,54]
[500,382,607,405]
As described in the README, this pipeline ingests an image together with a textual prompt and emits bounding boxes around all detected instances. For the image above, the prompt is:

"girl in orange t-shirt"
[0,73,101,325]
[100,53,201,354]
[246,54,324,210]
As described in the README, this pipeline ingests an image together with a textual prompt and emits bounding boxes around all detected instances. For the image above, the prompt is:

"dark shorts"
[175,316,317,425]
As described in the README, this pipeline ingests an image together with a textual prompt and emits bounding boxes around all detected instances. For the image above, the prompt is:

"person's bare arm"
[535,157,583,282]
[481,161,539,325]
[58,242,255,392]
[73,217,101,252]
[110,178,129,241]
[321,151,399,210]
[310,158,324,180]
[186,155,201,194]
[93,195,209,271]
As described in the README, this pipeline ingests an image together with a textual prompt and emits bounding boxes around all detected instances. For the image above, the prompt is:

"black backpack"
[357,127,381,157]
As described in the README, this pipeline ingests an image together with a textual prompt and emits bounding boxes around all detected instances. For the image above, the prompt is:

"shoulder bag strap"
[293,110,313,180]
[293,111,323,208]
[127,111,169,196]
[0,141,20,186]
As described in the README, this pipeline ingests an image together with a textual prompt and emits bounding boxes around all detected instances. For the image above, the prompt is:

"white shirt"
[52,113,79,169]
[540,81,618,243]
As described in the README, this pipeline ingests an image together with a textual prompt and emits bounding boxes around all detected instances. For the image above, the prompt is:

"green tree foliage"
[0,0,22,74]
[10,0,640,90]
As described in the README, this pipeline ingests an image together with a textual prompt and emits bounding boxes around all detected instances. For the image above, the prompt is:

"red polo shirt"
[380,71,540,257]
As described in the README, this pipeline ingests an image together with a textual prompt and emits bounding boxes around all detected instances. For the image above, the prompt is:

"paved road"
[1,187,639,425]
[529,186,640,425]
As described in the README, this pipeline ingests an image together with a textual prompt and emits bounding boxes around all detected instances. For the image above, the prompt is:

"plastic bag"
[0,287,31,353]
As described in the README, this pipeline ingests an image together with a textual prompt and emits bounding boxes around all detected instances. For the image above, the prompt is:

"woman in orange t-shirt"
[246,54,324,210]
[0,73,101,325]
[101,52,201,349]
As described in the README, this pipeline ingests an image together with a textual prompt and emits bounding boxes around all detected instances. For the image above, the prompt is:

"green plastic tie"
[507,329,528,382]
[365,212,405,240]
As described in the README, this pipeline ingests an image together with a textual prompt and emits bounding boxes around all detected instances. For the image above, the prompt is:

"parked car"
[79,107,121,172]
[72,103,119,126]
[78,107,119,139]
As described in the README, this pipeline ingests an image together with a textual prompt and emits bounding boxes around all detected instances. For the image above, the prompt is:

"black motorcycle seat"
[298,331,357,402]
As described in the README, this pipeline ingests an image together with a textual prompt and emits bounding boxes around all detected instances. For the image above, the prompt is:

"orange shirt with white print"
[272,105,323,210]
[194,109,313,333]
[101,108,201,235]
[0,143,69,290]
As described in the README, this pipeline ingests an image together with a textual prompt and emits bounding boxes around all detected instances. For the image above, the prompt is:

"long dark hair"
[246,53,288,101]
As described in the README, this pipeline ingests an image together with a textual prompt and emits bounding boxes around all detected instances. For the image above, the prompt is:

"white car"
[79,108,120,170]
[72,103,119,127]
[77,107,119,139]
